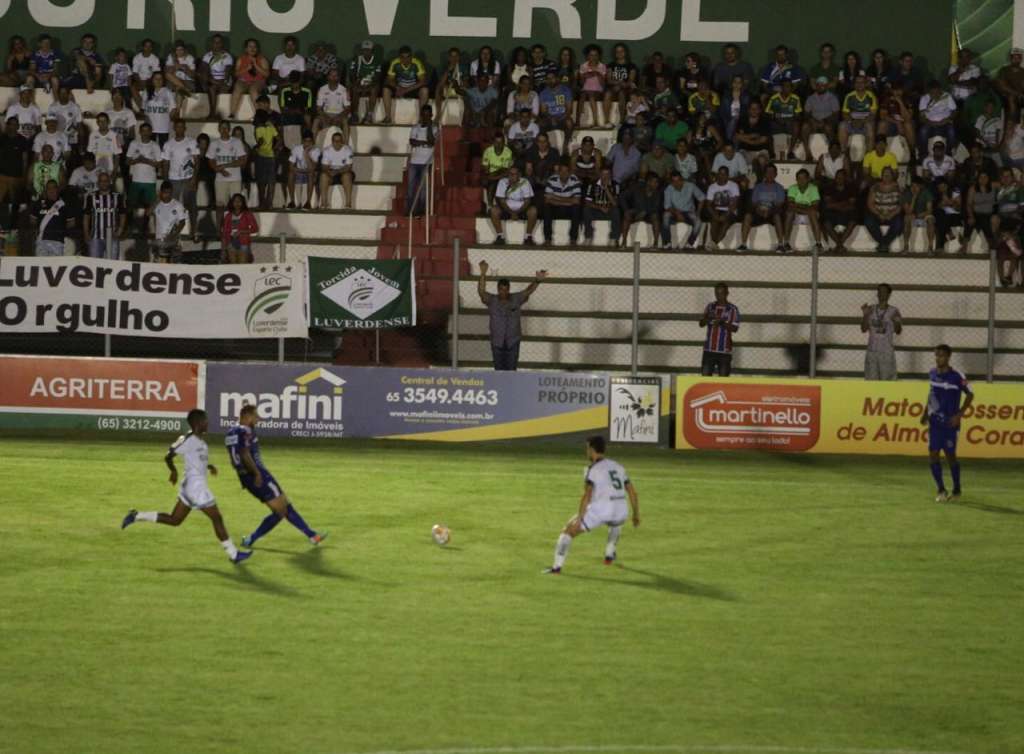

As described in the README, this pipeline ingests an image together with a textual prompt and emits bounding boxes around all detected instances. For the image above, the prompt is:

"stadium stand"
[0,31,1022,379]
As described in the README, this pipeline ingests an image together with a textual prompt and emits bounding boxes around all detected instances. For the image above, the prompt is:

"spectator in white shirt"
[506,109,540,160]
[165,40,197,103]
[87,113,122,178]
[287,130,321,210]
[314,69,351,143]
[48,86,83,160]
[199,35,234,117]
[917,80,957,161]
[947,48,981,103]
[32,116,70,165]
[5,86,42,140]
[161,119,201,241]
[272,36,305,91]
[126,123,162,217]
[922,140,956,184]
[490,164,539,245]
[147,180,188,263]
[407,106,437,216]
[131,38,162,110]
[319,131,354,210]
[711,143,749,182]
[142,71,178,146]
[207,120,248,219]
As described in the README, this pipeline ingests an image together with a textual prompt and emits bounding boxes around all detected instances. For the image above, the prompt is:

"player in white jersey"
[544,435,640,574]
[121,409,252,564]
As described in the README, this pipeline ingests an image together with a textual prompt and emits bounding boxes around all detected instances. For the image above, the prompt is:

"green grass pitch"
[1,434,1022,754]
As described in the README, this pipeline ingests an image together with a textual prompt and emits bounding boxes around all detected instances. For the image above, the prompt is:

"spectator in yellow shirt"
[482,132,514,205]
[861,135,899,186]
[384,45,428,124]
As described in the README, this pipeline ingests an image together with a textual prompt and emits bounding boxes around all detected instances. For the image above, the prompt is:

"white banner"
[0,258,307,338]
[608,376,662,444]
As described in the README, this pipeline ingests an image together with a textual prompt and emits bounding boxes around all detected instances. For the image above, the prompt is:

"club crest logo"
[321,269,402,320]
[245,266,293,334]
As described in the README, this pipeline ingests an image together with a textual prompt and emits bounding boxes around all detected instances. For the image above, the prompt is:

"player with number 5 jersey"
[226,404,327,548]
[545,435,640,573]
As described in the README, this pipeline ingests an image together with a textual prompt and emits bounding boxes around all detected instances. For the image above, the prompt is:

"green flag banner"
[307,257,417,330]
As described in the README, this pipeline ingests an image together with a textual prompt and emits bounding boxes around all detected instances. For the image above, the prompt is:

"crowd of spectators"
[468,41,1024,280]
[0,33,443,262]
[0,33,1022,282]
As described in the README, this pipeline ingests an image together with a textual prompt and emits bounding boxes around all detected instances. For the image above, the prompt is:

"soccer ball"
[431,524,451,546]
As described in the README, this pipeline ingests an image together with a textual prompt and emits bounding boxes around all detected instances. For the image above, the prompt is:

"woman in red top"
[221,193,259,263]
[229,38,270,119]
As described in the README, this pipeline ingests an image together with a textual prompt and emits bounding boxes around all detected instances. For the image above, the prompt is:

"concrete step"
[472,218,995,256]
[454,337,997,377]
[464,245,992,288]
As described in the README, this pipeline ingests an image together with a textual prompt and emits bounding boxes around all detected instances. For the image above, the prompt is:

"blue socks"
[248,512,281,544]
[930,462,945,492]
[247,505,316,543]
[285,504,316,538]
[950,462,961,493]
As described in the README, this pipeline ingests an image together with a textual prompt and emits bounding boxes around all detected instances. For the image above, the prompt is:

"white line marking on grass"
[349,744,977,754]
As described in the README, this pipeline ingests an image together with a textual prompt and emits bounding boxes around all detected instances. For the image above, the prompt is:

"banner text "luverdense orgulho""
[0,264,242,334]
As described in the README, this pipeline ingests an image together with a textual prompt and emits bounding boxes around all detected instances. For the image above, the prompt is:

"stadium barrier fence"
[1,237,1020,383]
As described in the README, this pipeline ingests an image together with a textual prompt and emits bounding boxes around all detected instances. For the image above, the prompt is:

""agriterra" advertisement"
[0,355,203,432]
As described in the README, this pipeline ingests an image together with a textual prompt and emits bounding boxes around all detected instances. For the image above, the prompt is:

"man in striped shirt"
[698,284,740,376]
[582,166,620,246]
[542,161,582,245]
[83,171,126,259]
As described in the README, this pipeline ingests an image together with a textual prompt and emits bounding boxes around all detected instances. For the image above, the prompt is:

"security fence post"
[987,246,996,382]
[631,241,640,377]
[809,243,819,378]
[452,237,461,368]
[278,233,286,363]
[104,234,113,357]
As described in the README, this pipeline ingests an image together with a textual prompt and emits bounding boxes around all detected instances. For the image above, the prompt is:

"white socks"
[136,511,158,522]
[605,525,622,559]
[553,533,572,569]
[220,539,239,560]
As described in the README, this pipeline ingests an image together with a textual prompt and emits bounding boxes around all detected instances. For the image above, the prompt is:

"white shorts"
[178,479,216,510]
[581,502,628,532]
[215,180,243,206]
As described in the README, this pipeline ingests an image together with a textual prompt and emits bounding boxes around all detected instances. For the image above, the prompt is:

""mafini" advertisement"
[675,377,1024,459]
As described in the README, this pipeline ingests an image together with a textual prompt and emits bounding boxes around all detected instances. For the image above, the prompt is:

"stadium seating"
[3,84,1021,379]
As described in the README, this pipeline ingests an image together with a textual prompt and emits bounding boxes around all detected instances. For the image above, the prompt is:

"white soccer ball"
[431,524,451,546]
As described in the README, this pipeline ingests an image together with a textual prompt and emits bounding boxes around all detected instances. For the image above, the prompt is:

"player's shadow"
[566,565,736,601]
[289,547,356,580]
[952,500,1024,516]
[153,566,301,598]
[251,546,357,580]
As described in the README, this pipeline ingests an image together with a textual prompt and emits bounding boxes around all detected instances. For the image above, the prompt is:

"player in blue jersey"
[920,344,974,502]
[121,409,252,564]
[226,404,327,547]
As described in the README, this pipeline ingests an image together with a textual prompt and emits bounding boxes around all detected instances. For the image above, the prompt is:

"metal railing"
[404,100,450,258]
[444,237,1021,381]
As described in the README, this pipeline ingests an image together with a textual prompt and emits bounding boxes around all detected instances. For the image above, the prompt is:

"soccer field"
[1,435,1022,754]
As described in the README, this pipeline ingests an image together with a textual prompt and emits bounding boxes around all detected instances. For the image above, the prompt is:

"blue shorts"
[239,471,284,502]
[928,420,959,453]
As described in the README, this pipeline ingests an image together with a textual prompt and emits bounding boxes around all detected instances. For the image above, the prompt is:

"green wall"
[956,0,1013,74]
[0,0,954,77]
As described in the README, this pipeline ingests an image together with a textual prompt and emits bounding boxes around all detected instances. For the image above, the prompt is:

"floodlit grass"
[1,435,1022,754]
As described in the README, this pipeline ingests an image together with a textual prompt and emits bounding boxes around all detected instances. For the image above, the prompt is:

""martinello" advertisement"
[675,377,1024,459]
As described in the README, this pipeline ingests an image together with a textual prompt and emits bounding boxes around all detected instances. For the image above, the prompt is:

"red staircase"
[333,126,482,367]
